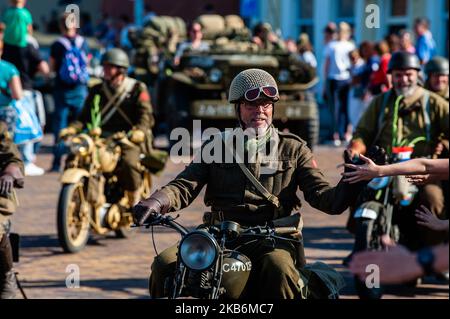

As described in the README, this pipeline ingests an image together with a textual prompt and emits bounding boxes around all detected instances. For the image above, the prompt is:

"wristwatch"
[417,248,435,276]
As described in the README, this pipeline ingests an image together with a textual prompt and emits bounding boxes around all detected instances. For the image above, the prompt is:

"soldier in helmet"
[0,121,24,299]
[60,48,154,207]
[348,51,449,248]
[252,22,286,51]
[425,56,449,101]
[132,68,381,299]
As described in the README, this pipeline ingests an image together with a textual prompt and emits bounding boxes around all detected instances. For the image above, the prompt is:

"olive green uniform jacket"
[352,87,449,157]
[73,77,154,135]
[161,129,359,226]
[0,123,24,232]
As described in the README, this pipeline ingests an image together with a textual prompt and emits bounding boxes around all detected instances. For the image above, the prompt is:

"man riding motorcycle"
[60,48,155,207]
[132,68,380,299]
[348,51,449,250]
[0,121,24,299]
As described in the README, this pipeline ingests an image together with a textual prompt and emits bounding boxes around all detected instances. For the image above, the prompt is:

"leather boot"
[0,235,17,299]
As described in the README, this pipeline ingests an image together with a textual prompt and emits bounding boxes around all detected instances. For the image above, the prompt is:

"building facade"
[251,0,448,72]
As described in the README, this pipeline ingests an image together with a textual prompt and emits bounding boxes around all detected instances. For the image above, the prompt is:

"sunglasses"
[244,86,278,101]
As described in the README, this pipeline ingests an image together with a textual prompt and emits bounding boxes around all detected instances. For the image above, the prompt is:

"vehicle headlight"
[278,69,290,83]
[209,68,222,83]
[179,231,218,271]
[69,135,93,157]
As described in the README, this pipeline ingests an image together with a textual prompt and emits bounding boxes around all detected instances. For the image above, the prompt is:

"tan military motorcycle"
[57,129,153,253]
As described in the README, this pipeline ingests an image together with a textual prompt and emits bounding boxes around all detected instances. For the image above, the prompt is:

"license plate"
[192,102,235,119]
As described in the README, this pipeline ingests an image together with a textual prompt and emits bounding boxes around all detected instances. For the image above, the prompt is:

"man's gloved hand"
[59,126,77,139]
[0,174,14,195]
[332,146,389,214]
[129,129,145,144]
[132,190,171,226]
[0,164,24,195]
[365,145,388,166]
[342,146,388,184]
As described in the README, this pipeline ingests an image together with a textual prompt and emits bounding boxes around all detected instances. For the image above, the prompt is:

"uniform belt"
[205,205,276,226]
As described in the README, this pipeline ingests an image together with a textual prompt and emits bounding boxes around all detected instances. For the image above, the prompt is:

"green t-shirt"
[0,60,20,106]
[1,7,33,47]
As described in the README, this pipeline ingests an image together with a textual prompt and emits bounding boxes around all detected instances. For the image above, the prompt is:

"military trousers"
[148,237,326,299]
[117,141,143,191]
[0,216,13,278]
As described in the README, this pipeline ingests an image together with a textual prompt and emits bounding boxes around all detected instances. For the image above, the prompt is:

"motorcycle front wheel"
[57,182,91,253]
[353,218,383,300]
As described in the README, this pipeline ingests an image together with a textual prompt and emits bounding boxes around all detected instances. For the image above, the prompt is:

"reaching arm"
[343,156,449,183]
[349,243,449,284]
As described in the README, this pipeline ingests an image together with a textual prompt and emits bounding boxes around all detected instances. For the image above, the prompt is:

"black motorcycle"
[352,146,419,299]
[138,212,301,299]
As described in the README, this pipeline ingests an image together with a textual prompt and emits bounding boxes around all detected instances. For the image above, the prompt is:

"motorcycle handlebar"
[138,214,300,240]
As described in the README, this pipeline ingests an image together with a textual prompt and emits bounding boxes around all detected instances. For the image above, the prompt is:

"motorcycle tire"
[57,182,90,253]
[353,218,383,300]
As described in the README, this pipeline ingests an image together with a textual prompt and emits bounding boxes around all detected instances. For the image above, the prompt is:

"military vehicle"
[129,15,319,148]
[158,15,319,149]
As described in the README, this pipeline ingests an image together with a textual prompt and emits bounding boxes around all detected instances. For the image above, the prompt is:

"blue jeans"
[52,86,87,168]
[18,143,34,165]
[326,79,351,139]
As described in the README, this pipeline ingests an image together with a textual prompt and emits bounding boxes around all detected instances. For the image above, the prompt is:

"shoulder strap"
[57,37,72,50]
[101,78,137,127]
[222,128,281,209]
[57,36,84,50]
[236,162,280,208]
[74,35,84,49]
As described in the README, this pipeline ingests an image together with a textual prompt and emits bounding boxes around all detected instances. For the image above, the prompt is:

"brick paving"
[9,136,449,299]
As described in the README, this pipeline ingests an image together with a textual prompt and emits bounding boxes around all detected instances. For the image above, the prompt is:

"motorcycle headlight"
[209,68,222,83]
[278,69,290,83]
[179,231,218,271]
[69,135,94,157]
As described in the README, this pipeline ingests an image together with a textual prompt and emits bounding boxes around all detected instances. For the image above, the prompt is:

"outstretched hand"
[342,154,380,183]
[415,205,449,232]
[341,146,388,184]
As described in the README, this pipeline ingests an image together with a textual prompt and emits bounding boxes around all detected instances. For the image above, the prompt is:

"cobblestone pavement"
[10,136,449,299]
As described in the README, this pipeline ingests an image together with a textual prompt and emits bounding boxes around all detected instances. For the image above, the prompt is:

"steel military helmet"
[387,51,421,73]
[228,68,279,103]
[424,56,449,76]
[101,48,130,69]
